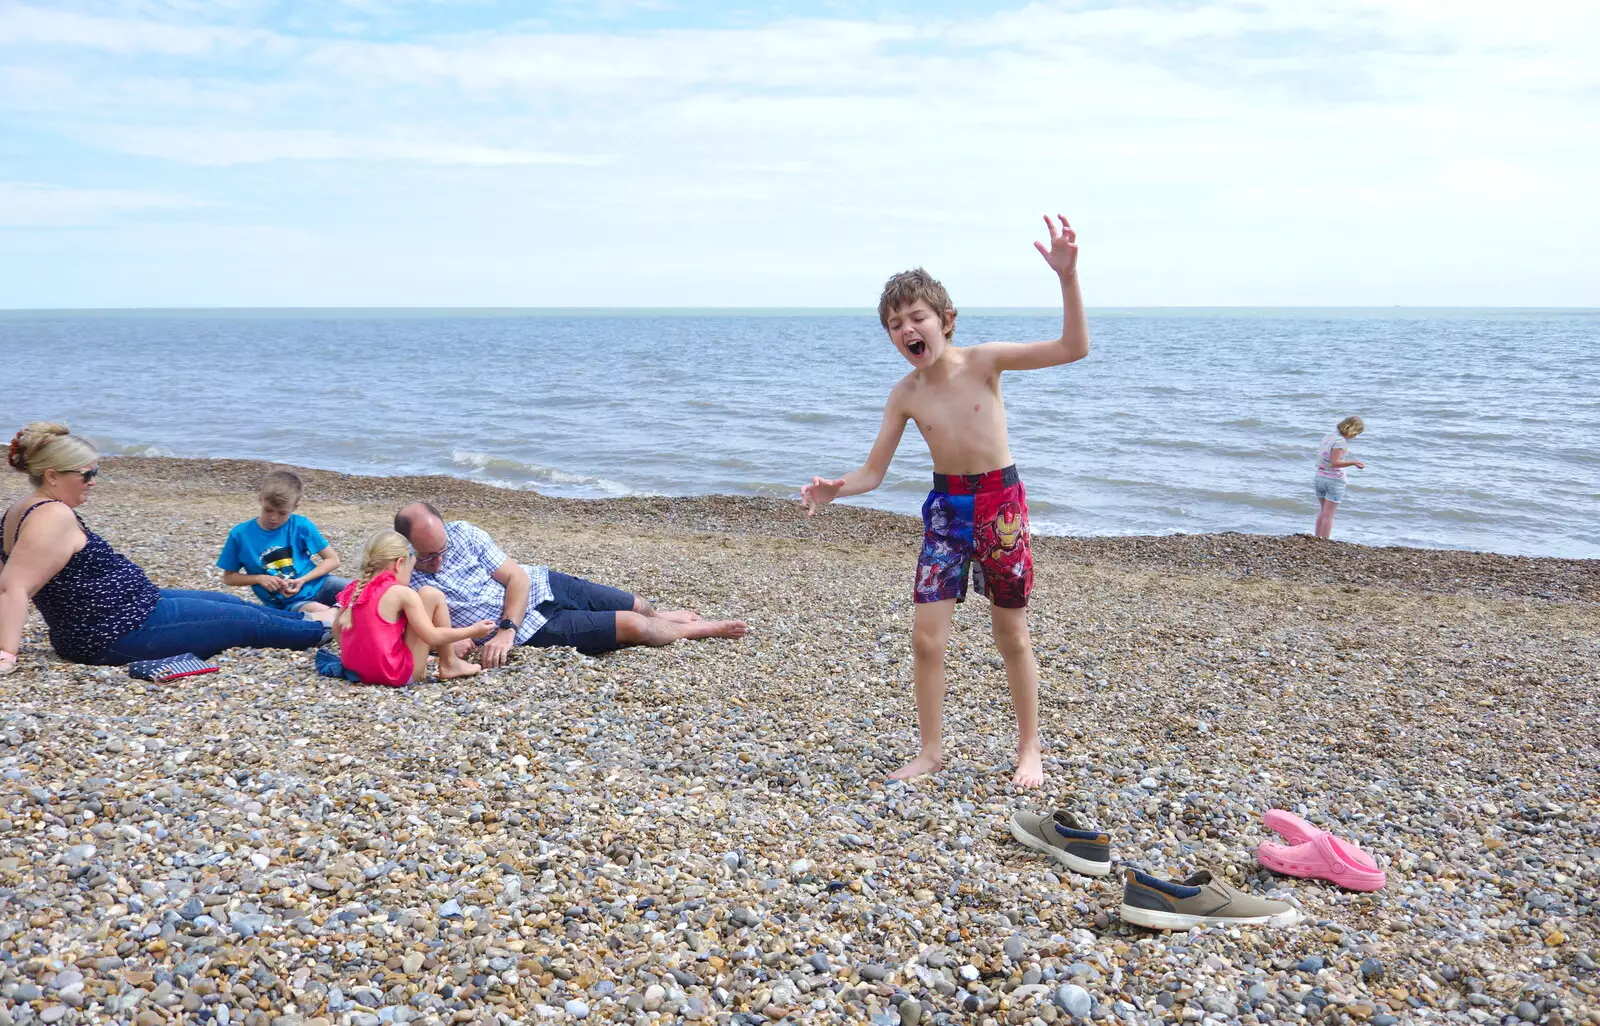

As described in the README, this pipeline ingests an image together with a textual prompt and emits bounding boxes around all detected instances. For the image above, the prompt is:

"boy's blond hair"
[878,268,957,340]
[258,470,303,509]
[1337,415,1365,438]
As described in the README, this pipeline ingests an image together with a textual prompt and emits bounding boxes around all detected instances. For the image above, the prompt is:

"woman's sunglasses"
[74,468,100,482]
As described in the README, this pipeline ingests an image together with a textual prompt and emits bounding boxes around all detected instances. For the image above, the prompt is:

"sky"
[0,0,1596,308]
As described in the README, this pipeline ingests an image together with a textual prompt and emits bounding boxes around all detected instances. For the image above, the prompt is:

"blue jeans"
[284,575,352,612]
[98,589,326,664]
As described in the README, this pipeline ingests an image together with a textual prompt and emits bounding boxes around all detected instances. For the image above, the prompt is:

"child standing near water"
[334,531,495,686]
[1314,415,1366,540]
[800,214,1089,788]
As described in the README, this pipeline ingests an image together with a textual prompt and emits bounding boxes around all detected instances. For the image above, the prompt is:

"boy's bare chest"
[904,374,1007,443]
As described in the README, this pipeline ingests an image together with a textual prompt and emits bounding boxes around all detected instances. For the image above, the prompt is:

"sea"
[2,308,1596,559]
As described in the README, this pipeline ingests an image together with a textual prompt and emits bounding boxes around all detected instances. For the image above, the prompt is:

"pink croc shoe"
[1257,809,1387,892]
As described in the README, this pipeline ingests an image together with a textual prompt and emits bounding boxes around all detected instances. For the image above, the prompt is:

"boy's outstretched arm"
[801,401,909,515]
[978,214,1089,373]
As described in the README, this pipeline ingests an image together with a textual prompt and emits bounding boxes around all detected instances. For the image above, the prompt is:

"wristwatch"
[496,618,516,633]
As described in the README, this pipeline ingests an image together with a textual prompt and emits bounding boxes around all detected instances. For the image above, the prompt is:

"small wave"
[448,450,633,497]
[94,436,176,458]
[783,411,847,424]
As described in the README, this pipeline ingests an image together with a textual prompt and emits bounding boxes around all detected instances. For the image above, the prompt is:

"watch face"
[498,619,516,632]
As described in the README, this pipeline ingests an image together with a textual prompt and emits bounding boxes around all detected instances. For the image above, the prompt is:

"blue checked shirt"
[407,522,554,644]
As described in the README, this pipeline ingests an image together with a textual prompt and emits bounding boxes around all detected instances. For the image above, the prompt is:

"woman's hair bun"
[9,422,74,475]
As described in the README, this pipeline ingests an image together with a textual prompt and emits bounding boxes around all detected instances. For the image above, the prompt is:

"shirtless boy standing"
[801,215,1089,787]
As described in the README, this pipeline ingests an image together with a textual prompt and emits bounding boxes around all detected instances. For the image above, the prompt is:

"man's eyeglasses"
[414,547,446,563]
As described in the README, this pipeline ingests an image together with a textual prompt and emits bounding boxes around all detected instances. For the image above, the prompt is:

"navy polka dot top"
[1,500,160,663]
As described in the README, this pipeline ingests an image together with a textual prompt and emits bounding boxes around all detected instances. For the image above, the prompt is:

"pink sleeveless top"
[336,569,414,686]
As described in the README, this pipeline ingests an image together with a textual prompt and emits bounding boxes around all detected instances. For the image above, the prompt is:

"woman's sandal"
[1256,808,1387,892]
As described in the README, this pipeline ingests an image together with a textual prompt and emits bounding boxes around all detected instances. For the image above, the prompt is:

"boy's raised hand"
[1033,214,1078,279]
[801,476,845,516]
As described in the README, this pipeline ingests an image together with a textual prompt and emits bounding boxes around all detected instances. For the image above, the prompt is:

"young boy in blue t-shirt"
[217,470,350,612]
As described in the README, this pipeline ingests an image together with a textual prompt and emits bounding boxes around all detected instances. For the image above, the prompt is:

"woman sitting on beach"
[333,530,495,686]
[0,423,331,674]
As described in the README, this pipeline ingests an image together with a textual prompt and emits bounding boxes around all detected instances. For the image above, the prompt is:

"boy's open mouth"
[906,339,926,356]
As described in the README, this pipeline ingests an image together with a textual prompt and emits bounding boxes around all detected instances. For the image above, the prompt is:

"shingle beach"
[2,458,1596,1026]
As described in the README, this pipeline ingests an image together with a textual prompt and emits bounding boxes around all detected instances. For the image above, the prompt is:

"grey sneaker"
[1008,809,1112,877]
[1120,869,1302,930]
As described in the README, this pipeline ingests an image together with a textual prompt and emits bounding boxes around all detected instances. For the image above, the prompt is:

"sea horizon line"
[2,305,1597,318]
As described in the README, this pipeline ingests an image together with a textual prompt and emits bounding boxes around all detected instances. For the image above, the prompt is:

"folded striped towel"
[128,653,218,683]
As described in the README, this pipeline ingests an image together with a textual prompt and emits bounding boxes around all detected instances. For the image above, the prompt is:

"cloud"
[80,126,610,167]
[0,4,272,55]
[0,0,1596,305]
[0,181,211,226]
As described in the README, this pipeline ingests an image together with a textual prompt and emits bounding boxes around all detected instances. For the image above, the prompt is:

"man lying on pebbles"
[393,501,748,666]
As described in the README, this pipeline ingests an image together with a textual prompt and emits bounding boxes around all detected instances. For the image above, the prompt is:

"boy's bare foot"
[657,609,703,624]
[888,752,944,781]
[439,661,481,680]
[1013,747,1045,788]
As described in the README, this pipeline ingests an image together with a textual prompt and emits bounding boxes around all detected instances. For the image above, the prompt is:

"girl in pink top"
[334,530,494,686]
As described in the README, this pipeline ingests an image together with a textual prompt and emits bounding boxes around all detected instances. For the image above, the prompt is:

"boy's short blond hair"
[1337,415,1365,438]
[879,268,957,340]
[258,470,303,509]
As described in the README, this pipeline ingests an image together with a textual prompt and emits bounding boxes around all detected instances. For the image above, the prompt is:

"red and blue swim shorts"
[915,465,1033,609]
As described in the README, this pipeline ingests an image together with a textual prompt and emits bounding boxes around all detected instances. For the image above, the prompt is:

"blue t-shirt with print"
[216,514,330,608]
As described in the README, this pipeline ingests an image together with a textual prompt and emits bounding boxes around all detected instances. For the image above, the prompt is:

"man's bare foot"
[299,601,331,614]
[1013,747,1045,788]
[673,619,749,641]
[888,752,944,781]
[303,607,337,626]
[439,661,481,680]
[657,609,703,624]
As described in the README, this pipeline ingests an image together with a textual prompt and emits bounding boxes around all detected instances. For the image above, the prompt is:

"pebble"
[1056,984,1091,1018]
[1516,1002,1540,1022]
[564,999,590,1019]
[898,998,923,1026]
[0,473,1594,1026]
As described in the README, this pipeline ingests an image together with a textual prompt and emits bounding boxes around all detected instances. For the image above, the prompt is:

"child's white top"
[1316,431,1350,480]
